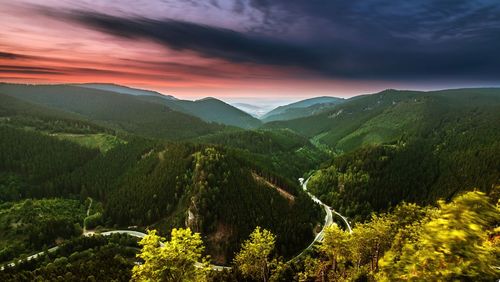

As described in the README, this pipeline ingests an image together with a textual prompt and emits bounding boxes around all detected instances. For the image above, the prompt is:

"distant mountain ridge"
[138,96,262,129]
[265,88,500,151]
[262,96,345,122]
[0,83,261,130]
[74,83,177,100]
[76,83,261,129]
[0,83,225,139]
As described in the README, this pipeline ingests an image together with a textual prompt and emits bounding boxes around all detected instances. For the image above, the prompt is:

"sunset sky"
[1,0,499,103]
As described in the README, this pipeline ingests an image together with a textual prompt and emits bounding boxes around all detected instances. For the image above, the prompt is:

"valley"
[1,176,344,272]
[0,83,498,281]
[2,2,499,280]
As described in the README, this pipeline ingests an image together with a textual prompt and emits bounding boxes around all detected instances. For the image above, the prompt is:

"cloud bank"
[56,0,500,80]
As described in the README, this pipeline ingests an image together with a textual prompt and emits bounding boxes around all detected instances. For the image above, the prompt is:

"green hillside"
[0,118,322,265]
[75,83,261,129]
[195,129,329,179]
[177,98,262,129]
[139,96,262,129]
[0,199,85,263]
[0,86,498,280]
[53,139,321,264]
[0,234,137,281]
[74,83,176,99]
[262,96,344,122]
[0,93,126,154]
[0,92,107,133]
[0,125,99,202]
[305,89,500,219]
[97,144,321,264]
[265,88,500,151]
[0,83,225,140]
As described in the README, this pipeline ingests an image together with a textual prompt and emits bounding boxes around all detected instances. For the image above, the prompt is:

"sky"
[1,0,500,103]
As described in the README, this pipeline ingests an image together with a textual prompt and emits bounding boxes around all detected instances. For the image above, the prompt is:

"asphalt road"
[1,175,352,272]
[290,177,352,262]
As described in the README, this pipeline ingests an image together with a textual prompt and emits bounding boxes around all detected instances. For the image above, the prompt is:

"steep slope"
[0,92,79,119]
[304,89,500,220]
[0,116,322,265]
[174,98,262,129]
[195,129,329,179]
[0,93,111,133]
[0,125,100,202]
[75,83,260,128]
[98,144,321,264]
[265,88,500,151]
[0,93,125,153]
[262,96,344,122]
[139,96,262,129]
[17,136,321,264]
[0,83,225,140]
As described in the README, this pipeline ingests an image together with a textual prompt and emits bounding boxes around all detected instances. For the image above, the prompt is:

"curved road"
[101,177,352,268]
[301,177,352,234]
[1,176,352,272]
[290,177,352,262]
[332,209,353,233]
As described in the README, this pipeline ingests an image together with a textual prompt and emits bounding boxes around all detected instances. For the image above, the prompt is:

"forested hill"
[0,83,261,130]
[0,83,225,140]
[137,96,262,129]
[0,85,499,280]
[264,88,500,151]
[262,96,345,122]
[74,83,176,99]
[84,143,321,263]
[0,115,322,265]
[74,83,261,129]
[0,93,114,134]
[194,129,328,179]
[304,88,500,220]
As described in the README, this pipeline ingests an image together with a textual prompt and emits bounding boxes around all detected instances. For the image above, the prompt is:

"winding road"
[1,175,352,272]
[301,177,352,234]
[290,177,352,262]
[332,209,353,233]
[0,246,59,271]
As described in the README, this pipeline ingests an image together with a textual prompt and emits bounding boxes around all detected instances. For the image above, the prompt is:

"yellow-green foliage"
[377,191,500,281]
[234,227,276,281]
[318,225,351,279]
[299,194,499,281]
[132,228,210,282]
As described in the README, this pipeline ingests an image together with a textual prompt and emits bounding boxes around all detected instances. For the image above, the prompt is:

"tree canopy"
[234,227,277,282]
[132,228,210,282]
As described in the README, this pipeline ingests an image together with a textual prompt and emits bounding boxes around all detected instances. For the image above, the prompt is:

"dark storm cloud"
[246,0,500,36]
[51,0,500,81]
[0,52,32,60]
[0,52,19,59]
[59,10,327,68]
